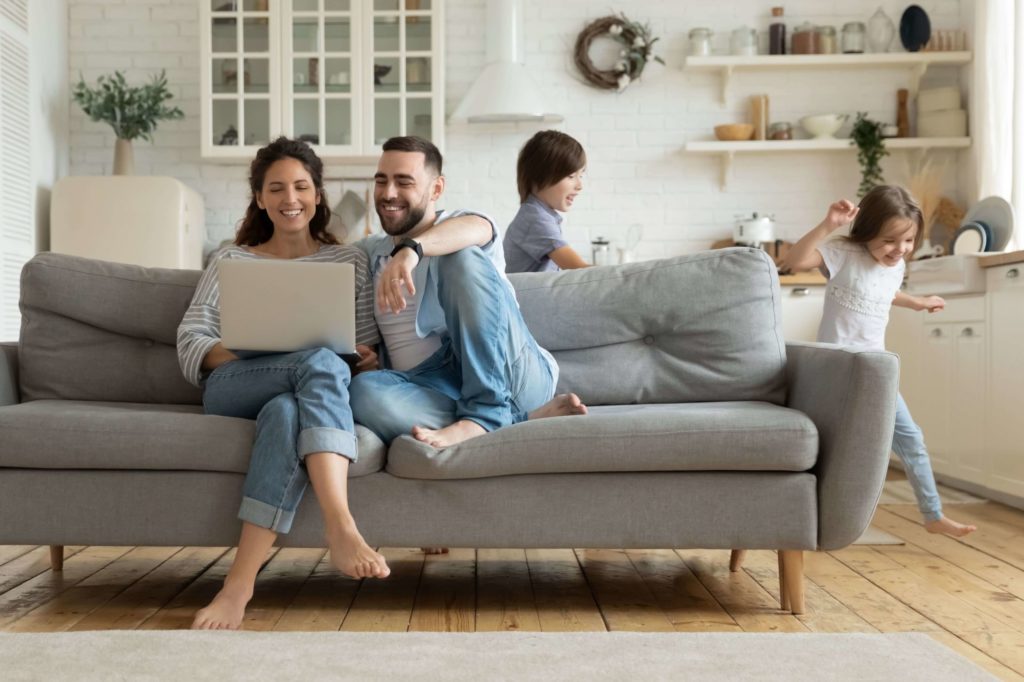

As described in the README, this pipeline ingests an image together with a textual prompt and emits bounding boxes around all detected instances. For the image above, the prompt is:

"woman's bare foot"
[924,516,977,537]
[191,583,253,630]
[528,393,588,420]
[326,523,390,579]
[412,420,486,448]
[421,547,449,555]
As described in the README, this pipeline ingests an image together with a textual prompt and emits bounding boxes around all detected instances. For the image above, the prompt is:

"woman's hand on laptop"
[353,345,379,374]
[378,249,418,314]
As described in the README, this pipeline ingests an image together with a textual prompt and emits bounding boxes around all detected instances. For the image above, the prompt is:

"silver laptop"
[218,259,357,356]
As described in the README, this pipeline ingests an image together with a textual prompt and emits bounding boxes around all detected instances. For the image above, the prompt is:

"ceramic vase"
[113,138,134,175]
[867,6,896,53]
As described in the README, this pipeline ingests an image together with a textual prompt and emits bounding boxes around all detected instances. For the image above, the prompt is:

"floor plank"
[525,548,605,632]
[576,549,675,632]
[242,548,325,632]
[339,548,424,632]
[0,546,85,596]
[0,546,37,567]
[408,548,476,632]
[136,549,239,630]
[273,552,360,632]
[475,548,541,632]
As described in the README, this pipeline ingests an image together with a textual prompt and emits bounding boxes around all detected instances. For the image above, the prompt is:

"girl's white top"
[815,239,905,351]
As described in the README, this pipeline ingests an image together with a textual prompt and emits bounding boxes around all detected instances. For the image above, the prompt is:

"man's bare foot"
[412,420,486,448]
[924,516,977,537]
[191,583,253,630]
[421,547,449,555]
[326,523,390,579]
[528,393,588,420]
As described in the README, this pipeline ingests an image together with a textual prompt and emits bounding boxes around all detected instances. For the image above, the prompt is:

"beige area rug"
[853,525,905,545]
[0,631,994,681]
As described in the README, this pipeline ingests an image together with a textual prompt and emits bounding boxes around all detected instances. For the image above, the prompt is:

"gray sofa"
[0,249,898,615]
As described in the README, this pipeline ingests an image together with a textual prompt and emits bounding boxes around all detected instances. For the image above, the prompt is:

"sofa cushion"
[19,253,202,404]
[385,401,818,480]
[0,401,385,478]
[509,248,788,406]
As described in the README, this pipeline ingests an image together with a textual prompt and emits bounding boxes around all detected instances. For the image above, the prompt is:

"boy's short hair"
[382,136,443,176]
[849,185,924,249]
[516,130,586,203]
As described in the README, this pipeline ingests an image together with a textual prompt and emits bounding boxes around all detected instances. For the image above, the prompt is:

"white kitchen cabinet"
[986,264,1024,498]
[201,0,444,162]
[887,296,987,486]
[779,285,824,342]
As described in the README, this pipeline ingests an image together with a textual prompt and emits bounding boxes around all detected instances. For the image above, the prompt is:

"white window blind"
[0,0,33,342]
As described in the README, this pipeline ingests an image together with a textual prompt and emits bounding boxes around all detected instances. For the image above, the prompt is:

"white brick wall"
[68,0,968,259]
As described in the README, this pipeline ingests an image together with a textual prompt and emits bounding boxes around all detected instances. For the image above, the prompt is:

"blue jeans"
[350,247,556,443]
[202,348,357,534]
[892,392,943,522]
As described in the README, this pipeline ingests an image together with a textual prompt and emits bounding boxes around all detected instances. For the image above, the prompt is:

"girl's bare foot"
[326,523,390,579]
[191,583,253,630]
[412,419,486,448]
[924,516,977,537]
[528,393,588,420]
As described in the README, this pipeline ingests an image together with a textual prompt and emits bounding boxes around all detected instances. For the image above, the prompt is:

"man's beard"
[377,202,426,237]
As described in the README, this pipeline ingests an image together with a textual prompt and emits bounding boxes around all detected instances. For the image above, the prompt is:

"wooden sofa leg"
[49,545,64,572]
[729,549,746,572]
[778,551,789,610]
[779,550,804,615]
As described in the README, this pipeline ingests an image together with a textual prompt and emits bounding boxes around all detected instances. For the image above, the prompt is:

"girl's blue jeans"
[202,348,357,534]
[892,392,943,523]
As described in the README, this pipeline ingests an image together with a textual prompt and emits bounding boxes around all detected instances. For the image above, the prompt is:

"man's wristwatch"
[390,238,423,261]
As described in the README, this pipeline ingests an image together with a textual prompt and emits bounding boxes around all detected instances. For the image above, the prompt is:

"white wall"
[67,0,969,258]
[32,0,70,252]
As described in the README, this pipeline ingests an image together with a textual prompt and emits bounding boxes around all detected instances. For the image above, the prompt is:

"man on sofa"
[349,136,586,449]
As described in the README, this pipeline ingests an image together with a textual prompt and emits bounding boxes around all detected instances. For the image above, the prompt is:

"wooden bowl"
[714,123,755,141]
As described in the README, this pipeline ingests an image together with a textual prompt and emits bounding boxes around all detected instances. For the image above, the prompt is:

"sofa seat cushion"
[0,400,385,478]
[386,401,818,480]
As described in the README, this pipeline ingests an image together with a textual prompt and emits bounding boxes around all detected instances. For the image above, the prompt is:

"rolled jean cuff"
[239,496,297,534]
[921,508,943,523]
[298,427,357,462]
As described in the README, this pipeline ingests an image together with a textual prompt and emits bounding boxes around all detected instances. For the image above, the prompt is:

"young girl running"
[503,130,590,273]
[785,184,976,537]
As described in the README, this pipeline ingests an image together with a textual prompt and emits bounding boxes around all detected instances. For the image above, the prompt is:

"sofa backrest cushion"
[510,248,787,405]
[19,253,203,404]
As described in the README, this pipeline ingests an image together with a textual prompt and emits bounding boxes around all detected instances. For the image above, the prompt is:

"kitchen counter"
[779,272,827,286]
[980,250,1024,268]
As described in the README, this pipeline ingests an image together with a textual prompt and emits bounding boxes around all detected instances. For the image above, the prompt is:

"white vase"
[113,138,134,175]
[867,6,896,53]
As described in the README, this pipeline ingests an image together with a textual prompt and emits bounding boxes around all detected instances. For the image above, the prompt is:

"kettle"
[591,237,612,266]
[733,212,775,248]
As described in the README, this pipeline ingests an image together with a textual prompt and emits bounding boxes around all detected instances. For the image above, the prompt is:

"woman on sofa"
[176,137,390,630]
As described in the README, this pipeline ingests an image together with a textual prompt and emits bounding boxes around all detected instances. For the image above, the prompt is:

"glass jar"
[768,122,793,140]
[815,25,837,54]
[842,22,866,53]
[730,26,758,56]
[791,22,818,54]
[689,28,713,56]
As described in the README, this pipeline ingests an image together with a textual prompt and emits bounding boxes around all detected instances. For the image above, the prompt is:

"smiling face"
[373,150,444,238]
[866,217,918,267]
[535,169,584,212]
[255,157,320,237]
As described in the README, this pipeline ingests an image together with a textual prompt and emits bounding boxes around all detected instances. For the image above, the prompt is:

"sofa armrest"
[785,342,899,551]
[1,342,18,406]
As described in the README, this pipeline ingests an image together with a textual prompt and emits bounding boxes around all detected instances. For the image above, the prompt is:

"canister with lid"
[689,28,713,56]
[842,22,866,53]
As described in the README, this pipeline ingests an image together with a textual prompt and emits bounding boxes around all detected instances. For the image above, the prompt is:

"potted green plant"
[72,70,184,175]
[849,112,889,198]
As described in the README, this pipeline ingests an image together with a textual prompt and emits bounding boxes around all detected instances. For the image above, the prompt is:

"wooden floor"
[2,475,1024,680]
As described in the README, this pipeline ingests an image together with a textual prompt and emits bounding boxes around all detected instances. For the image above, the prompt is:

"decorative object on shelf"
[961,195,1014,252]
[951,222,989,254]
[799,113,847,139]
[899,5,931,52]
[867,6,896,52]
[750,94,769,140]
[373,63,392,85]
[916,85,965,137]
[923,29,966,52]
[72,70,184,175]
[841,22,866,53]
[730,26,757,56]
[714,123,754,141]
[688,27,713,56]
[897,88,910,137]
[815,25,837,54]
[791,22,818,54]
[881,123,899,137]
[768,121,792,140]
[218,125,238,146]
[850,112,888,197]
[573,13,664,92]
[769,7,786,55]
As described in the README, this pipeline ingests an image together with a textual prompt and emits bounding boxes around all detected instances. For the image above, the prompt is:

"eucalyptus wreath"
[850,112,889,198]
[573,13,664,92]
[72,70,184,142]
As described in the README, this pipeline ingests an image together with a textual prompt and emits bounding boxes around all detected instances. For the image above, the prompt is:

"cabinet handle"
[961,327,974,337]
[1008,268,1020,279]
[791,287,810,296]
[930,328,942,337]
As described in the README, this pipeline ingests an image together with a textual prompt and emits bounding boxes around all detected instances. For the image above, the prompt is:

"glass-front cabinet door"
[201,0,443,161]
[203,0,280,160]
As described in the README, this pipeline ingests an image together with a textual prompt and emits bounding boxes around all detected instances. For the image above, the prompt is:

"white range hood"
[449,0,562,124]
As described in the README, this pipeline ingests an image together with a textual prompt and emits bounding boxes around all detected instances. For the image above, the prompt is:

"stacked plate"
[951,196,1014,255]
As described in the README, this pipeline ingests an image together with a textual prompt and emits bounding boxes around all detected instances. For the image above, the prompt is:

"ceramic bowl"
[800,113,848,139]
[714,123,755,141]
